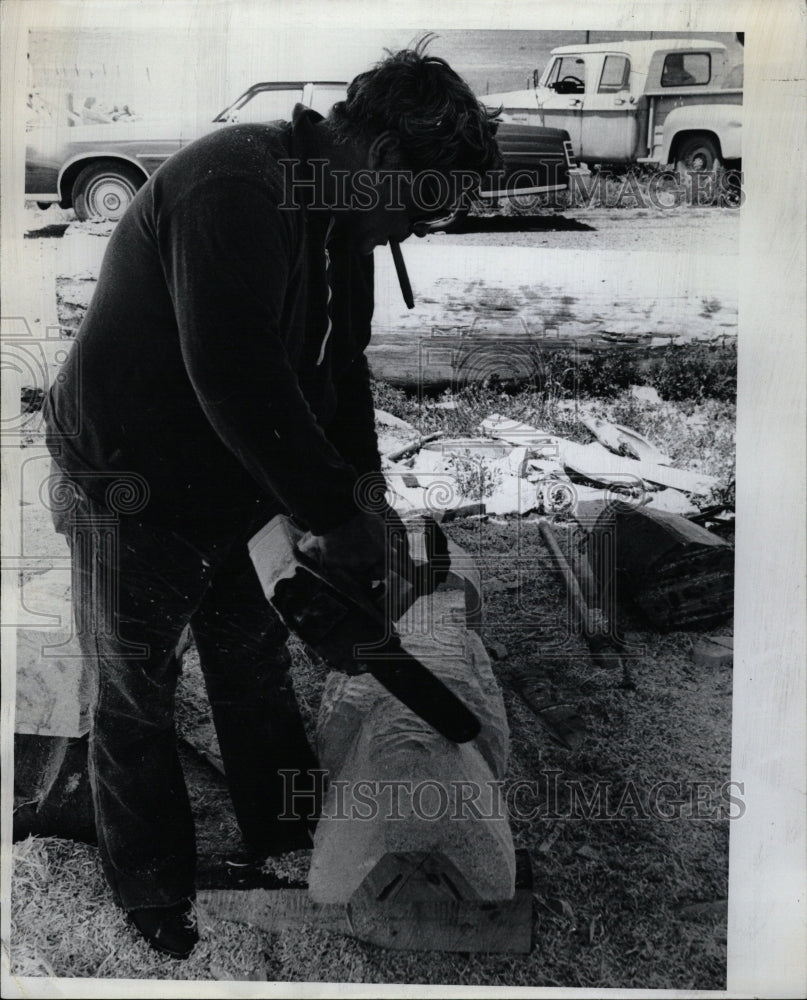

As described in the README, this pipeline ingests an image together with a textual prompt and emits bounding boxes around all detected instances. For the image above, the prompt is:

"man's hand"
[297,507,413,590]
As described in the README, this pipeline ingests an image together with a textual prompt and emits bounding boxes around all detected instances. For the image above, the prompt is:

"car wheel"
[676,136,720,174]
[72,161,144,221]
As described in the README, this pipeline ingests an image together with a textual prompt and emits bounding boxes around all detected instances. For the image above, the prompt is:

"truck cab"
[485,39,742,169]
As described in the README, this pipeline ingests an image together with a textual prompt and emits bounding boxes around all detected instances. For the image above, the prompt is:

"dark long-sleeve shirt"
[46,107,382,535]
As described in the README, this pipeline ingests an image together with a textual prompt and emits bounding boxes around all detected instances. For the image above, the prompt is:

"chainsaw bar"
[270,551,480,744]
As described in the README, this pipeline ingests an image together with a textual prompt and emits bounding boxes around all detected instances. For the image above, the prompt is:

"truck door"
[579,54,638,163]
[535,54,585,154]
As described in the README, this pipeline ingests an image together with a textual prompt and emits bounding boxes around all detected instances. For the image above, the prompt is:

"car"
[26,81,575,221]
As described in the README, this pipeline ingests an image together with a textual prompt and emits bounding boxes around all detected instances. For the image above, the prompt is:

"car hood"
[481,88,541,111]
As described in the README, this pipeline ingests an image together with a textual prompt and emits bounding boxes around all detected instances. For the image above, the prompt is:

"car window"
[545,56,586,94]
[228,87,306,123]
[598,55,630,93]
[309,85,347,115]
[661,52,711,87]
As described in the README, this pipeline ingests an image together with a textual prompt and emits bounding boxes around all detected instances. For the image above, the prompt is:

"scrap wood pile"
[375,402,734,644]
[376,405,732,523]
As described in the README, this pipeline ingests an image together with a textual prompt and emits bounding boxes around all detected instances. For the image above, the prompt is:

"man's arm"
[323,248,383,485]
[158,177,364,535]
[325,351,383,480]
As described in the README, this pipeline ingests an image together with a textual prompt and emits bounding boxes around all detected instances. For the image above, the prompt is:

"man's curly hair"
[331,34,502,177]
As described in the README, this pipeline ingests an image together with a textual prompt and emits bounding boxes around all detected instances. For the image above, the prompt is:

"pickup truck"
[26,81,574,221]
[482,38,742,171]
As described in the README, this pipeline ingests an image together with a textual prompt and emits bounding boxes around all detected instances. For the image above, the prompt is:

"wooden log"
[53,269,734,393]
[365,331,658,390]
[585,502,734,631]
[308,544,515,905]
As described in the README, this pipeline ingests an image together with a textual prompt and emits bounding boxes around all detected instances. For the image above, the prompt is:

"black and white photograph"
[1,1,804,996]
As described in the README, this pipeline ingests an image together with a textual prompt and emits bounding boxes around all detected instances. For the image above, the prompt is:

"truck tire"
[675,136,720,173]
[72,160,144,221]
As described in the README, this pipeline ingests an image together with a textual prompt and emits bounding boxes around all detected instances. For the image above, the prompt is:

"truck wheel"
[72,161,144,221]
[676,136,720,173]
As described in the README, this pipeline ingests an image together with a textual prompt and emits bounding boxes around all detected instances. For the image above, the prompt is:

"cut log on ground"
[364,330,728,391]
[308,566,516,904]
[582,501,734,631]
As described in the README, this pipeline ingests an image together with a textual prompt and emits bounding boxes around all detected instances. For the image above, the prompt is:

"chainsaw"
[248,514,481,744]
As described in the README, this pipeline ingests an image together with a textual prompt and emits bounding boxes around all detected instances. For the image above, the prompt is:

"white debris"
[559,440,718,496]
[644,488,699,516]
[525,458,566,480]
[580,414,672,465]
[505,446,530,477]
[483,476,541,516]
[479,414,551,445]
[630,385,662,405]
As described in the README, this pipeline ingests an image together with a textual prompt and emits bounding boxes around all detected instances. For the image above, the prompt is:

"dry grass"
[10,836,271,981]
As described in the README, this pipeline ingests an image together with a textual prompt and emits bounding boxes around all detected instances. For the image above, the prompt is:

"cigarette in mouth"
[390,240,414,309]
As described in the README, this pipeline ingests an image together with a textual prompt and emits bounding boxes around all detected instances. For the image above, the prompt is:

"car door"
[579,54,639,163]
[534,54,586,155]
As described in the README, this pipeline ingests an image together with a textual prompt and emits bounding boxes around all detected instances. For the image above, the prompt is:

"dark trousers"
[53,473,319,910]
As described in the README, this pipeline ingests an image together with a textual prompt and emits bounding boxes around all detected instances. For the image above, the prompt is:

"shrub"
[651,342,736,402]
[540,350,642,399]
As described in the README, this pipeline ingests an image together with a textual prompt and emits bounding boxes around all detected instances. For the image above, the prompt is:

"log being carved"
[308,543,515,905]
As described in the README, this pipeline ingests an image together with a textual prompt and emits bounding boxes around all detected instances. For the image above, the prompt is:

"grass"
[10,836,273,981]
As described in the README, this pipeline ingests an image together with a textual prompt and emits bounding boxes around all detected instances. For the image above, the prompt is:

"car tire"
[72,161,144,221]
[675,136,720,174]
